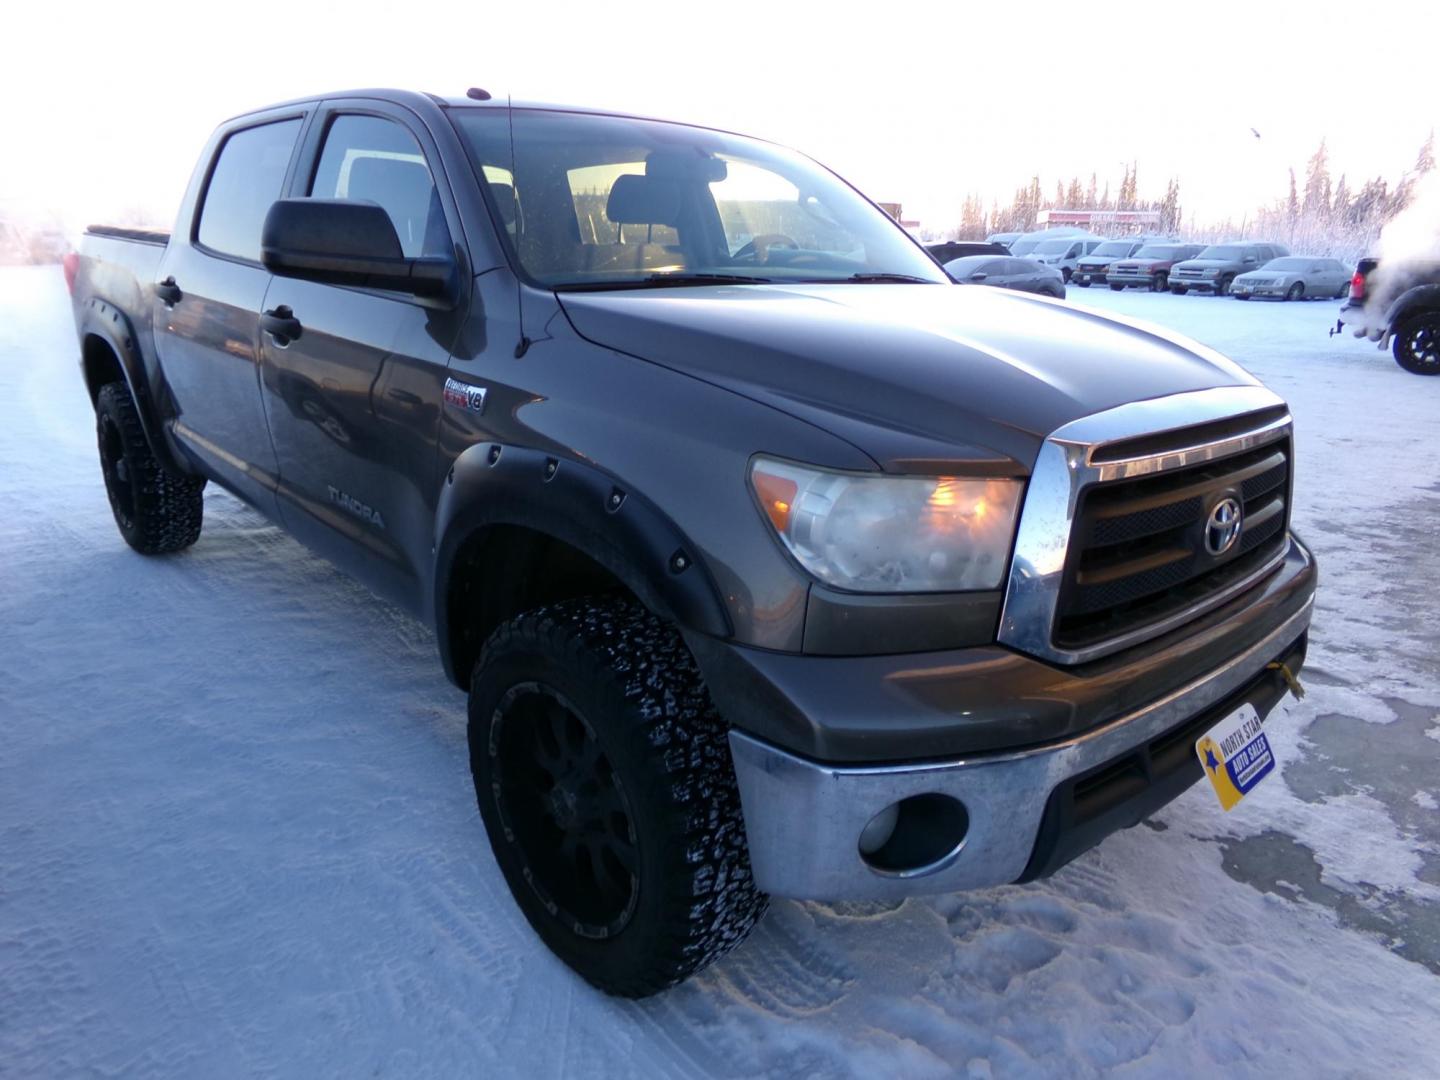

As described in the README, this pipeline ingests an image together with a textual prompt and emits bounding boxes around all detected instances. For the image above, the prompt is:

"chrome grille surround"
[998,386,1293,665]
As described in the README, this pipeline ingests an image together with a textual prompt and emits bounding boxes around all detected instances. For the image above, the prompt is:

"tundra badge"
[444,377,488,414]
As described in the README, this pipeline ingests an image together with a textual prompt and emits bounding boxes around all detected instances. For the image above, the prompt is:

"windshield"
[1197,245,1244,260]
[450,108,947,288]
[1091,241,1134,257]
[1135,245,1182,259]
[1034,238,1075,254]
[1262,257,1308,271]
[1008,237,1041,255]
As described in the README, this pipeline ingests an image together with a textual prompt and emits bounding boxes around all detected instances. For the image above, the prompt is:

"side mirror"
[261,199,454,298]
[969,272,988,281]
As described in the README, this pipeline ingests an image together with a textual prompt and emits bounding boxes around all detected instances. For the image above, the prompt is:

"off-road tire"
[95,382,204,554]
[1392,311,1440,375]
[468,597,768,997]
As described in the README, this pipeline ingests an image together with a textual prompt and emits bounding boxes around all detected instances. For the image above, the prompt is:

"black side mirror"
[261,199,454,298]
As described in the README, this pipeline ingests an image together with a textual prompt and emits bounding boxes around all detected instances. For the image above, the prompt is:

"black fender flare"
[432,442,732,684]
[1385,284,1440,331]
[78,298,189,475]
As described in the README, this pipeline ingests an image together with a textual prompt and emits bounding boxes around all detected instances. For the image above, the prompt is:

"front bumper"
[1231,282,1287,298]
[1072,268,1108,285]
[729,590,1312,900]
[1105,273,1153,287]
[1173,277,1220,291]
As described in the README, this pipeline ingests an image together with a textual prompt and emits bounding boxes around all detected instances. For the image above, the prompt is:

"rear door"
[156,111,308,512]
[257,102,471,613]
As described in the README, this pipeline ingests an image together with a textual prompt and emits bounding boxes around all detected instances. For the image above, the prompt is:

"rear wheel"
[95,382,205,554]
[1335,282,1348,299]
[1285,282,1304,301]
[1392,312,1440,375]
[468,597,768,997]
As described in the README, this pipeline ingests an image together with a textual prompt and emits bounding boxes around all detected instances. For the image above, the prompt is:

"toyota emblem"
[1205,496,1243,556]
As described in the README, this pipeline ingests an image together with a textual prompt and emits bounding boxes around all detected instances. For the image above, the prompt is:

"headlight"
[749,457,1023,592]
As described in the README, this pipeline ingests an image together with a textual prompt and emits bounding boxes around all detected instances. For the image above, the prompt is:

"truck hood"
[557,283,1257,472]
[1175,259,1242,271]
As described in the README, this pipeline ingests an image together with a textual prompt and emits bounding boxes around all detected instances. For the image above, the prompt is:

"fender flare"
[78,298,189,475]
[432,442,732,684]
[1385,284,1440,331]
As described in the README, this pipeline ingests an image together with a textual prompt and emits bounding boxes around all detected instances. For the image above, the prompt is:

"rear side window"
[310,115,450,258]
[197,119,302,262]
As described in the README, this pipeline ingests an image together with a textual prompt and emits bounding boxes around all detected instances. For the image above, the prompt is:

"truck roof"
[223,87,701,132]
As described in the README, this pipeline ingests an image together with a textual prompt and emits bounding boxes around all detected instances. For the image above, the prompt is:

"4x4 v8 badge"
[444,377,487,414]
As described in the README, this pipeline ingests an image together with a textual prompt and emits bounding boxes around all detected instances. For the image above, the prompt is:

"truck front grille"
[1053,438,1290,649]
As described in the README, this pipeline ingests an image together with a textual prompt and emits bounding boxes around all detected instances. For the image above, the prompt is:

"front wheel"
[1109,283,1124,292]
[1151,272,1168,293]
[1171,285,1189,295]
[468,598,768,997]
[95,382,205,554]
[1285,282,1305,301]
[1061,267,1072,283]
[1216,275,1234,297]
[1393,312,1440,375]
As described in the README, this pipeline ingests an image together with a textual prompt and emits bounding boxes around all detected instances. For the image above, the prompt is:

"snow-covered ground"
[2,265,1438,1078]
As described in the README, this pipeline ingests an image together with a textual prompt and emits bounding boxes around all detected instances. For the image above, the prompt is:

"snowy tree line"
[947,132,1435,260]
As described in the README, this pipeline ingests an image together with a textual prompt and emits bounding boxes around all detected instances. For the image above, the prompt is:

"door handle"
[261,306,302,343]
[156,276,182,305]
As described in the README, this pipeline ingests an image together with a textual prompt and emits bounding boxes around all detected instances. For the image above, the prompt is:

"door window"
[196,118,303,262]
[310,115,450,257]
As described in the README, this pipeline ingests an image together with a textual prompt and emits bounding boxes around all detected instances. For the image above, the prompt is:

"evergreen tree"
[1159,178,1181,233]
[1303,139,1331,217]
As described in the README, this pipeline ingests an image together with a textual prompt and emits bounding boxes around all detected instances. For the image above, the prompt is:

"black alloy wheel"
[489,682,639,938]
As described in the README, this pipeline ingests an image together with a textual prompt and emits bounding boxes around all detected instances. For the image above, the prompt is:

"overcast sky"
[3,0,1434,233]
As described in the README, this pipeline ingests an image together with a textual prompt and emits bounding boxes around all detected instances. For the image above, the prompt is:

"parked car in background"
[986,231,1022,250]
[1026,235,1105,282]
[1230,257,1350,301]
[1071,237,1168,288]
[944,254,1066,297]
[1106,243,1206,292]
[1008,226,1092,257]
[1333,256,1440,374]
[1170,243,1290,296]
[927,240,1008,265]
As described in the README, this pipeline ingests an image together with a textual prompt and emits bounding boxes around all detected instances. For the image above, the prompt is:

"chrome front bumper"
[729,593,1312,901]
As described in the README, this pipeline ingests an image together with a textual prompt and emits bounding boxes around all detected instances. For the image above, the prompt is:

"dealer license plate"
[1195,703,1274,811]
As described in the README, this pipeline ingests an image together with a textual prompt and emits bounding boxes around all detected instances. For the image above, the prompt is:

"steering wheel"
[731,233,800,265]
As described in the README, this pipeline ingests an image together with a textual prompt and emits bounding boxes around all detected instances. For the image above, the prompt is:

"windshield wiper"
[554,272,773,292]
[837,272,939,284]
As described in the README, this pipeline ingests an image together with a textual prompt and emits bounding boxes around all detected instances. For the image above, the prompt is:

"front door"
[156,114,307,511]
[258,106,468,614]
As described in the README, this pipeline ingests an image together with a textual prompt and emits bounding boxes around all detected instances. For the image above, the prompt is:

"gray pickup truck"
[67,88,1316,996]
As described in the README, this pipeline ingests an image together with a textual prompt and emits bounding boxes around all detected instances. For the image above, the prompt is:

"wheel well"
[446,524,631,689]
[81,334,124,406]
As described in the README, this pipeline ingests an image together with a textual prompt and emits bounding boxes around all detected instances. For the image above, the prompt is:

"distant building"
[1037,209,1162,233]
[877,202,921,231]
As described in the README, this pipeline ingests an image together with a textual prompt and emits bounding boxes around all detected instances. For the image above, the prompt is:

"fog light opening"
[858,793,969,878]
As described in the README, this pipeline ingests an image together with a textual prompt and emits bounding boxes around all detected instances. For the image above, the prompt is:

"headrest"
[606,174,681,226]
[488,182,517,227]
